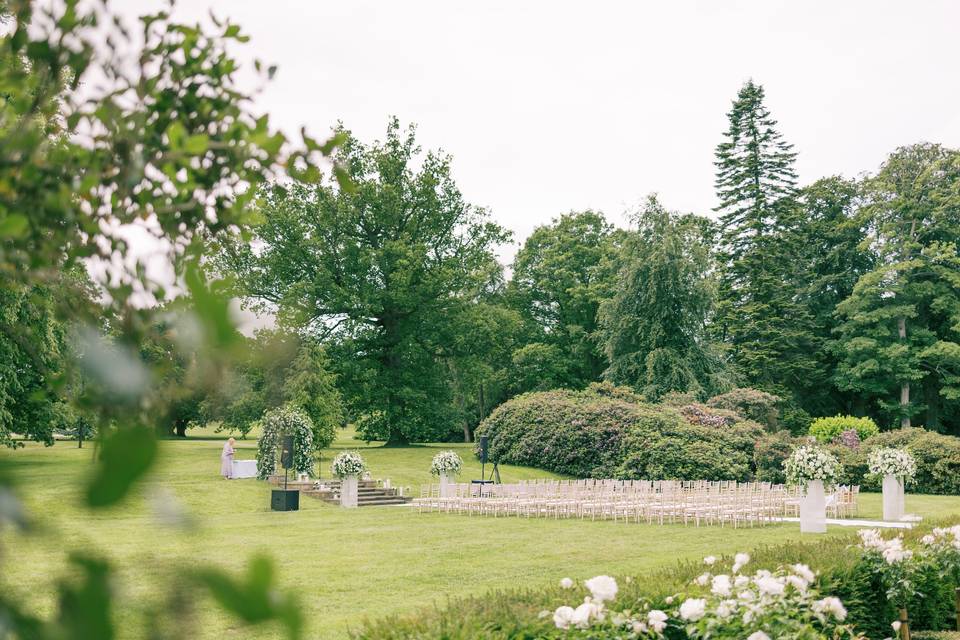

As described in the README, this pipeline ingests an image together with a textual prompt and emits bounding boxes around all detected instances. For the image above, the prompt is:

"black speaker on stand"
[271,435,299,511]
[472,435,495,496]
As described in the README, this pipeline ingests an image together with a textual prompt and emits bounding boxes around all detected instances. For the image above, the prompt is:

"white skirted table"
[231,459,258,479]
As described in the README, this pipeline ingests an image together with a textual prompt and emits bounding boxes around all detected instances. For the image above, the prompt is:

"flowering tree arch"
[256,406,315,479]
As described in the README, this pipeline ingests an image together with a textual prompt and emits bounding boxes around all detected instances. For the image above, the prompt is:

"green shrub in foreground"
[810,415,880,444]
[354,521,960,640]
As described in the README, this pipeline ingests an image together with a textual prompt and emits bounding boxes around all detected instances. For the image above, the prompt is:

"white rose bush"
[430,450,464,476]
[857,528,930,632]
[330,451,366,478]
[545,554,862,639]
[921,524,960,586]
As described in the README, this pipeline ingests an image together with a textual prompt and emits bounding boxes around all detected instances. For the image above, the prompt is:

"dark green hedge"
[475,385,764,481]
[354,522,960,640]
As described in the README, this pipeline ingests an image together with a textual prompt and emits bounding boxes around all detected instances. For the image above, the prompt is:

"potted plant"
[868,447,916,522]
[331,451,366,508]
[430,451,463,497]
[784,445,841,534]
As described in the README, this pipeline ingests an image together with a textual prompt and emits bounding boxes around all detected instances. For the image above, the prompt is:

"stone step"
[308,495,412,507]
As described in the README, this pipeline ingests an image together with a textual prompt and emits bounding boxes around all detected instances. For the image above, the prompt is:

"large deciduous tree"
[598,196,727,400]
[507,210,621,391]
[794,177,873,417]
[836,144,960,432]
[219,119,509,444]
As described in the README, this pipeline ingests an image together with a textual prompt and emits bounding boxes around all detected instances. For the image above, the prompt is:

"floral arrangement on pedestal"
[546,553,859,638]
[331,451,366,478]
[430,451,463,476]
[867,448,917,482]
[783,445,841,486]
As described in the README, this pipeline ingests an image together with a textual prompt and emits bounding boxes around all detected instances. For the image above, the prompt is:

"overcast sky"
[118,0,960,261]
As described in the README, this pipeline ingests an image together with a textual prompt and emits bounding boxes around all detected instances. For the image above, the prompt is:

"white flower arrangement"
[430,450,463,476]
[783,445,842,486]
[867,447,917,481]
[330,451,366,478]
[544,555,859,638]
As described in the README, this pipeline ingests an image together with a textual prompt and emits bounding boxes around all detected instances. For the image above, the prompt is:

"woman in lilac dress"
[220,437,236,479]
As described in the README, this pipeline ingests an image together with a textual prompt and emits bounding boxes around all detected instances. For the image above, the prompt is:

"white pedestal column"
[439,472,455,497]
[340,474,358,508]
[799,479,827,533]
[883,474,904,521]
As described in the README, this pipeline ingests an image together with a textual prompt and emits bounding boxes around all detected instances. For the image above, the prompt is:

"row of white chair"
[415,480,860,527]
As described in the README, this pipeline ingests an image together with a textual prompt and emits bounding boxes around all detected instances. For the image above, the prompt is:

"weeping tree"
[598,196,727,400]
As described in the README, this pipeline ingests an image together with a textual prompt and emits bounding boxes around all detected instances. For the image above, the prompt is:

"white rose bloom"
[715,601,734,618]
[571,601,600,629]
[584,575,618,603]
[892,620,902,632]
[679,598,706,621]
[921,535,935,545]
[738,589,756,602]
[632,621,648,634]
[711,574,732,597]
[747,633,771,640]
[734,575,750,588]
[559,577,574,589]
[792,563,816,583]
[664,595,674,604]
[787,575,808,592]
[553,606,575,629]
[813,596,848,621]
[647,609,668,633]
[755,575,785,597]
[883,546,913,564]
[732,552,750,573]
[694,572,710,587]
[703,555,717,566]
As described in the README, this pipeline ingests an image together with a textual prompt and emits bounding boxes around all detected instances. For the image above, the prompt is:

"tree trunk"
[462,421,472,443]
[384,429,408,447]
[174,421,187,438]
[898,317,911,428]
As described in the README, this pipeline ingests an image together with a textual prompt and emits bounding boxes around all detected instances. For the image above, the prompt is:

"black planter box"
[271,489,299,511]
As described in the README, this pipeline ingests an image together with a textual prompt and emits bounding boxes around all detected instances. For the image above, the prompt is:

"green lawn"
[4,430,960,639]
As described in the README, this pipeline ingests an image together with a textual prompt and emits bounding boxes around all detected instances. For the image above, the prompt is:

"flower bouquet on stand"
[331,451,366,508]
[868,448,916,522]
[784,445,841,534]
[430,451,463,498]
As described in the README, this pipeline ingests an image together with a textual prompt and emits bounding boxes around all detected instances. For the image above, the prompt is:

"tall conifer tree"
[713,81,816,416]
